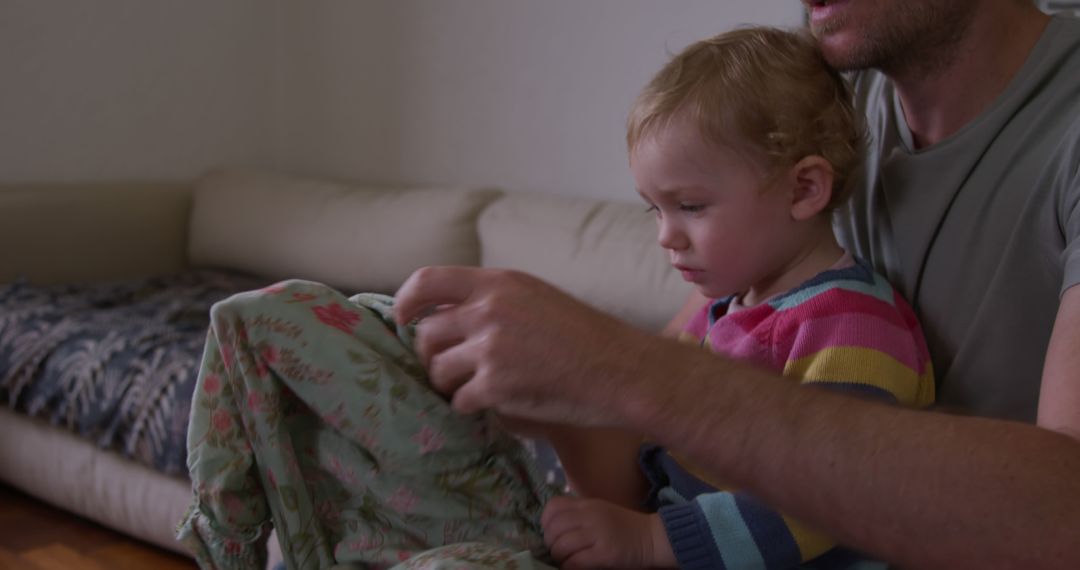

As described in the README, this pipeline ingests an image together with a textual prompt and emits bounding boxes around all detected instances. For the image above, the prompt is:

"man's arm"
[500,294,709,505]
[635,342,1080,569]
[549,290,709,507]
[1037,285,1080,440]
[395,267,1080,569]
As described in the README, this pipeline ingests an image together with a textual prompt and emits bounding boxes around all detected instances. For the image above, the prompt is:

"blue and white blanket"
[0,270,267,475]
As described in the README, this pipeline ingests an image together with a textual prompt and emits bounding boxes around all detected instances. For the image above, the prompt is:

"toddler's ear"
[788,156,835,221]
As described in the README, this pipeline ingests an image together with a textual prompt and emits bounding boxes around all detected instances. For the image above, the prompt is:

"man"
[395,0,1080,567]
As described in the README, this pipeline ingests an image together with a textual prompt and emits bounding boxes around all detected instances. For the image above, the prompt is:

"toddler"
[538,26,935,569]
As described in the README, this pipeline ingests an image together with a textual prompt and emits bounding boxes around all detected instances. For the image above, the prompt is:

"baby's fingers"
[549,531,596,566]
[542,497,588,559]
[540,495,580,530]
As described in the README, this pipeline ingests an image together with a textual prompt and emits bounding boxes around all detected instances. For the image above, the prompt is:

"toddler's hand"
[540,495,675,569]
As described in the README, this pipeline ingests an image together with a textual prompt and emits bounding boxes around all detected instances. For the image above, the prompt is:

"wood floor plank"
[0,484,196,569]
[0,547,25,570]
[21,544,107,570]
[92,543,196,570]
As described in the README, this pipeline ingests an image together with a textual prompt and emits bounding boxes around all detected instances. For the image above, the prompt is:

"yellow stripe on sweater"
[780,514,836,562]
[783,346,935,408]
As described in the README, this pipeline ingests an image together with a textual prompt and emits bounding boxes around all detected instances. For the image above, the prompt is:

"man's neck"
[891,4,1050,149]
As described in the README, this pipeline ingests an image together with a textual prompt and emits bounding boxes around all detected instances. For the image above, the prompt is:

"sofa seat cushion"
[188,169,502,294]
[0,270,267,476]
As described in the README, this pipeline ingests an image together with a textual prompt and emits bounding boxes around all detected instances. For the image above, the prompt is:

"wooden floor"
[0,484,196,570]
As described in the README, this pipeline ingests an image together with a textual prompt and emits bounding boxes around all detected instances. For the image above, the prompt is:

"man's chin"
[814,32,870,72]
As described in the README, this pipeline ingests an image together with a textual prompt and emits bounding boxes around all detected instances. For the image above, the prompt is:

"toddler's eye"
[679,204,705,213]
[644,205,660,216]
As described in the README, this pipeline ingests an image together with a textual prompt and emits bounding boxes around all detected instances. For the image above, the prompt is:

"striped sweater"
[640,257,934,570]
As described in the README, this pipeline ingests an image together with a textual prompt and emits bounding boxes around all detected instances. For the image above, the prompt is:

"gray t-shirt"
[835,16,1080,422]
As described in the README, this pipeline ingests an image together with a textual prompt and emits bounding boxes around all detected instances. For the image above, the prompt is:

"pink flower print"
[220,344,236,370]
[315,500,341,525]
[212,409,233,434]
[397,551,412,562]
[387,485,419,513]
[324,405,348,430]
[312,302,362,334]
[266,468,278,490]
[255,344,279,378]
[261,283,288,295]
[411,425,446,455]
[202,374,221,395]
[246,391,263,413]
[224,494,244,517]
[328,455,359,486]
[353,428,378,449]
[290,291,318,303]
[347,534,383,551]
[224,538,244,556]
[260,344,280,364]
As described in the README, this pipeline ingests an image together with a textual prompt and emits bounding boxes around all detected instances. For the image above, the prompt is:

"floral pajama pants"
[176,280,560,570]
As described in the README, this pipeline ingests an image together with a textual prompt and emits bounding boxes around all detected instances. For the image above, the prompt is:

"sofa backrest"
[0,182,191,284]
[478,193,692,332]
[188,169,502,295]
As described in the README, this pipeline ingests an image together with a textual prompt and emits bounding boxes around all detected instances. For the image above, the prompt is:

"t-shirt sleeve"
[1056,117,1080,296]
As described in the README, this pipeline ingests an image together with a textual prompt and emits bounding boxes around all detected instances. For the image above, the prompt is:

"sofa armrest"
[0,182,192,284]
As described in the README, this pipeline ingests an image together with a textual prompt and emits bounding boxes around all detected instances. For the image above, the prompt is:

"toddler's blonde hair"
[627,27,863,210]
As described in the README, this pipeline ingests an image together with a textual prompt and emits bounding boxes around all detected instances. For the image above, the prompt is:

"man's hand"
[541,496,675,569]
[394,266,658,426]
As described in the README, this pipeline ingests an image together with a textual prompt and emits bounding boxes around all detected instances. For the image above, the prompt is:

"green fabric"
[177,280,559,569]
[835,15,1080,421]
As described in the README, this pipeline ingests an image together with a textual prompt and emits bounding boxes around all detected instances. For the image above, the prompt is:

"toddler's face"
[630,119,805,300]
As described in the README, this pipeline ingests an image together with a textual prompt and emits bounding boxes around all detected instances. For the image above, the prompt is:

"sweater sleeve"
[659,490,834,569]
[775,284,935,408]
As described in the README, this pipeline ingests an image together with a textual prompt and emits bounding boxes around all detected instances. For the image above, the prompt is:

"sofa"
[0,168,693,563]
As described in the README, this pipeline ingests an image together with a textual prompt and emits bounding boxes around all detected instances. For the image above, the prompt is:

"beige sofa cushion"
[188,169,501,293]
[478,193,694,332]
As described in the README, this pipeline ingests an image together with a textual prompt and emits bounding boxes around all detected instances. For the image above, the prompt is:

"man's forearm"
[619,339,1080,569]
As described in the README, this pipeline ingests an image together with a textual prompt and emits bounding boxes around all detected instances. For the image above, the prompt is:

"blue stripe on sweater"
[660,503,728,570]
[733,491,803,569]
[697,492,768,569]
[808,381,899,404]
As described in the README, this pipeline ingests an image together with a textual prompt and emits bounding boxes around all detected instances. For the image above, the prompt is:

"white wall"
[276,1,803,201]
[0,1,801,199]
[0,0,277,182]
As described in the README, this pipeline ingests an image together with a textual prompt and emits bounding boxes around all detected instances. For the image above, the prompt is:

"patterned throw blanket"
[0,270,268,475]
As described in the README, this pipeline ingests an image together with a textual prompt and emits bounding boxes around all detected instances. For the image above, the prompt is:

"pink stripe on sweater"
[705,323,774,370]
[782,312,928,373]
